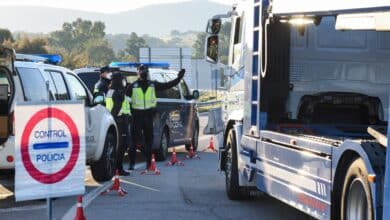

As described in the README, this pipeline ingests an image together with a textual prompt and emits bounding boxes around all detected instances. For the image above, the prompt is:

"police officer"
[93,66,112,104]
[126,65,185,170]
[106,72,131,176]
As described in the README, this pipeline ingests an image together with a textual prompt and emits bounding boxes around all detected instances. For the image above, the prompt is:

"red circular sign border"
[20,107,80,184]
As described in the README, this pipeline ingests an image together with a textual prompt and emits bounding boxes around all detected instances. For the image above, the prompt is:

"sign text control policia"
[15,103,85,201]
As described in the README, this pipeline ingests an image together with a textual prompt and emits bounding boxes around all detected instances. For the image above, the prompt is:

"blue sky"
[0,0,236,13]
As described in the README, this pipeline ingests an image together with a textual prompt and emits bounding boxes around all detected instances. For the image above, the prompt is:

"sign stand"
[47,198,52,220]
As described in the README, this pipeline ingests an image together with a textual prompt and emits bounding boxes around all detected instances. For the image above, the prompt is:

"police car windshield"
[120,68,178,84]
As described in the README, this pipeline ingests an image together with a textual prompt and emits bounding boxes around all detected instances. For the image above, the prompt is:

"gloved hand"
[178,69,185,79]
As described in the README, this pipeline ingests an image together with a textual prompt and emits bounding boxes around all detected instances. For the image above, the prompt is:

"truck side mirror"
[192,90,200,100]
[207,18,222,34]
[205,35,219,64]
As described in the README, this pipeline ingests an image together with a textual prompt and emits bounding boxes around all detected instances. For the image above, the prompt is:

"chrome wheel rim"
[346,179,368,220]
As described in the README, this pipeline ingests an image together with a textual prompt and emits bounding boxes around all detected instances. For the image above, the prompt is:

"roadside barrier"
[73,196,86,220]
[202,136,217,153]
[101,170,127,197]
[141,154,161,175]
[166,148,184,166]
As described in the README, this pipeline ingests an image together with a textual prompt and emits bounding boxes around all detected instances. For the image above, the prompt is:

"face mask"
[105,72,112,80]
[140,72,148,80]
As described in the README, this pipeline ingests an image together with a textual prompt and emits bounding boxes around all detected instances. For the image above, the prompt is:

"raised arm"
[155,69,185,91]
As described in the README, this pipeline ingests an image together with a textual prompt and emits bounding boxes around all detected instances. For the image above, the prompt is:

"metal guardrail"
[196,100,222,107]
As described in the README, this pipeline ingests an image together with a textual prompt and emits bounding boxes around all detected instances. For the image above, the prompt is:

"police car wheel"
[185,124,199,151]
[340,158,373,220]
[156,129,169,161]
[91,132,117,182]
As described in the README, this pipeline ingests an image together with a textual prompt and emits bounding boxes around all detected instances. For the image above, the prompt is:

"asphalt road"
[0,115,312,220]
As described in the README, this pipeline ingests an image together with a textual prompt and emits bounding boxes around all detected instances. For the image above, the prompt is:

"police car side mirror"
[93,95,104,105]
[192,90,200,100]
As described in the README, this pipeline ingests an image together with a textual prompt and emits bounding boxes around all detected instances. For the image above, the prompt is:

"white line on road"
[0,204,47,213]
[120,179,160,192]
[62,163,144,220]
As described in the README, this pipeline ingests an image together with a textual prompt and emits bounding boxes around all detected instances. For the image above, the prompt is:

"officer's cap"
[100,65,110,73]
[137,64,149,74]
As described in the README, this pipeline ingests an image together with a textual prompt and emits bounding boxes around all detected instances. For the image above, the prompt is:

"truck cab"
[205,1,390,219]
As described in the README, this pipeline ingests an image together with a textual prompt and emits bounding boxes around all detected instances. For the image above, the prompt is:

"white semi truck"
[204,1,390,219]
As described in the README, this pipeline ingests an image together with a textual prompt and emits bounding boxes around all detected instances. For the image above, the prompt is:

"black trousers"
[131,112,154,168]
[115,115,131,170]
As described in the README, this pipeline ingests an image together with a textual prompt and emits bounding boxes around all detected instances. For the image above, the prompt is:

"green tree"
[48,18,113,68]
[85,39,115,67]
[124,32,148,61]
[0,28,13,43]
[14,37,48,54]
[49,18,107,53]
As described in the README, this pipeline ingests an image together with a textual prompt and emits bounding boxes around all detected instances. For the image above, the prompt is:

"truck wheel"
[225,129,251,200]
[91,132,117,182]
[156,129,168,161]
[185,124,199,151]
[340,158,373,220]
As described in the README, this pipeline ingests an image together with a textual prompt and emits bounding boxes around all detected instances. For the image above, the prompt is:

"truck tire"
[340,158,373,220]
[225,129,252,200]
[91,132,117,182]
[185,124,199,151]
[156,129,168,161]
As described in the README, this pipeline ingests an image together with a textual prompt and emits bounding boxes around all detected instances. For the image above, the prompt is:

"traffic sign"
[15,102,85,201]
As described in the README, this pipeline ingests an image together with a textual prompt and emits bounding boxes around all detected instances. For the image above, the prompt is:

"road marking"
[120,179,160,192]
[62,163,144,220]
[0,204,47,213]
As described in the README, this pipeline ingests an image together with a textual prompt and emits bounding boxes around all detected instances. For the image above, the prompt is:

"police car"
[74,62,200,161]
[0,46,119,182]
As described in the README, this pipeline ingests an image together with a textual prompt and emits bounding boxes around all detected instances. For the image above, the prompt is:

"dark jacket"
[94,77,110,95]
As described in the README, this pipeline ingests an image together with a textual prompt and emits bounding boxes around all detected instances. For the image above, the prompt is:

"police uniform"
[127,66,185,169]
[106,73,131,176]
[93,66,111,104]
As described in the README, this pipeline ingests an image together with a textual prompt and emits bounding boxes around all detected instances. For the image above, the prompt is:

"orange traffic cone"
[203,136,217,152]
[141,154,161,175]
[185,145,200,160]
[166,148,184,166]
[101,170,127,197]
[73,196,86,220]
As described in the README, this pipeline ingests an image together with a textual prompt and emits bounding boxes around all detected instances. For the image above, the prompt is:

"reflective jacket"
[106,89,131,116]
[131,82,157,110]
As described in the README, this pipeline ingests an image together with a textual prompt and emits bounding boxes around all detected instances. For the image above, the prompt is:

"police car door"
[156,73,184,144]
[63,72,97,158]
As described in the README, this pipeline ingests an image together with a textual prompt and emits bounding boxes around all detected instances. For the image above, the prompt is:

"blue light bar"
[35,54,62,65]
[110,62,170,69]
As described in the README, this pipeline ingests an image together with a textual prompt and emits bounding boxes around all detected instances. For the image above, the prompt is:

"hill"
[0,1,229,36]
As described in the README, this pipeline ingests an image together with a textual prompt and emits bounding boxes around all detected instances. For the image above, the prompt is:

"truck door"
[178,80,194,142]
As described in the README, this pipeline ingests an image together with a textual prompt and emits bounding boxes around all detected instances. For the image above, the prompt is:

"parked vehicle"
[0,50,118,182]
[205,1,390,219]
[74,62,200,161]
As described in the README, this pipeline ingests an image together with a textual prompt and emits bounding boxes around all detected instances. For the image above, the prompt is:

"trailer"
[204,1,390,219]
